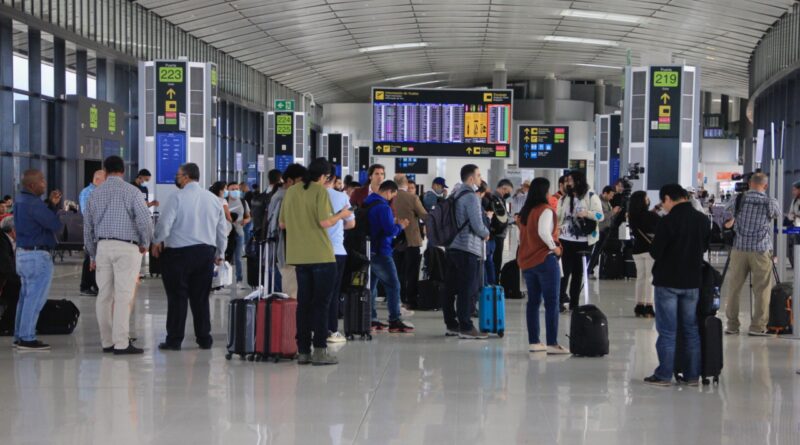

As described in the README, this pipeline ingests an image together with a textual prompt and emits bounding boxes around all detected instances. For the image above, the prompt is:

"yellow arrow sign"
[524,136,529,142]
[466,147,473,155]
[167,88,177,99]
[660,92,670,104]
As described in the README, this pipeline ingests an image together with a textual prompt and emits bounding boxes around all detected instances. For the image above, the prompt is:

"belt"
[99,238,138,245]
[18,246,53,252]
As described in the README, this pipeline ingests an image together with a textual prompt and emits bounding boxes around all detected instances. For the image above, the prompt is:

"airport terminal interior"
[1,0,800,444]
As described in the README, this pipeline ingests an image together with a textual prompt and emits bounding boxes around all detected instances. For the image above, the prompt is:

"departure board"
[518,125,569,169]
[372,88,512,158]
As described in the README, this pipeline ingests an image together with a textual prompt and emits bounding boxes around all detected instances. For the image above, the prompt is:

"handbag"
[571,217,597,237]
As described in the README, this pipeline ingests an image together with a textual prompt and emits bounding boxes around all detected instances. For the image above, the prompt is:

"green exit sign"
[275,99,295,111]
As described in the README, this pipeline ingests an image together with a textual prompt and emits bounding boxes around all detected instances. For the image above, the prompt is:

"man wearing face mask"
[226,182,250,287]
[132,169,159,209]
[152,163,228,351]
[482,179,513,284]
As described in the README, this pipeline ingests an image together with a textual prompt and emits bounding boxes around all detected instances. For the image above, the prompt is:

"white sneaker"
[327,332,347,344]
[529,343,547,353]
[547,344,571,355]
[401,307,415,317]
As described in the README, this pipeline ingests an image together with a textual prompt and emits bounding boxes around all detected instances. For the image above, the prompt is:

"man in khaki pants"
[84,156,153,354]
[722,173,781,336]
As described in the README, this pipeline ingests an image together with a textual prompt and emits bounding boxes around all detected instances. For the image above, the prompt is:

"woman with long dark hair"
[628,190,660,317]
[280,157,353,365]
[517,178,569,354]
[556,170,604,311]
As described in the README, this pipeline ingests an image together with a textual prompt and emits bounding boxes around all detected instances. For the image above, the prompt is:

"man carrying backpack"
[442,165,491,339]
[362,181,413,332]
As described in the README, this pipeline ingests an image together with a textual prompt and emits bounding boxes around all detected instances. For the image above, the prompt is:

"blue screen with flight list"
[156,132,186,184]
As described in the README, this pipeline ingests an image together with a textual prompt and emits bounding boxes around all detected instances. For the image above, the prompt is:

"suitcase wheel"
[346,333,354,340]
[497,330,504,338]
[246,354,255,362]
[254,354,262,362]
[225,353,232,360]
[274,356,280,363]
[365,333,373,341]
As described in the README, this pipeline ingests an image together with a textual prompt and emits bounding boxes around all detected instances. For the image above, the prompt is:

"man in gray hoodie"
[443,164,491,339]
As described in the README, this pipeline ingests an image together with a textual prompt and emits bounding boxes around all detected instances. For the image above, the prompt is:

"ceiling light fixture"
[384,72,443,81]
[359,42,428,53]
[399,80,444,88]
[574,63,623,69]
[544,36,619,46]
[560,9,642,23]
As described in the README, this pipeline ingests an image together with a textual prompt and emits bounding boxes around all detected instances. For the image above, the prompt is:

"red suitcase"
[254,242,297,362]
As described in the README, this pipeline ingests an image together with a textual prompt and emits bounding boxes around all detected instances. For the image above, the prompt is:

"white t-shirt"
[559,196,590,242]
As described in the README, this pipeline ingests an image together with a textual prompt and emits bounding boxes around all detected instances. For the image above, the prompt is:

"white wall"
[699,138,741,196]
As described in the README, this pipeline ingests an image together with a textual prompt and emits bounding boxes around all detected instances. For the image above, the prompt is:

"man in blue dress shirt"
[78,169,106,296]
[152,163,228,351]
[13,169,63,351]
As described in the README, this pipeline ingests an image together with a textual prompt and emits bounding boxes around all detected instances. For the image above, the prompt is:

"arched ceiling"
[134,0,796,104]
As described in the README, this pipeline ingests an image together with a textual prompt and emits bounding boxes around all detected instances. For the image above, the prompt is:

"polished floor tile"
[1,256,799,444]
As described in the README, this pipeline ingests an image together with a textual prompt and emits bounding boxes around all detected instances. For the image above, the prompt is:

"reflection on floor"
[1,256,798,445]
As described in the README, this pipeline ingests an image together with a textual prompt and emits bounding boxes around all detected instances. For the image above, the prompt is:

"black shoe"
[102,346,114,353]
[80,288,98,296]
[388,320,415,333]
[158,342,182,351]
[197,341,213,350]
[17,340,50,351]
[114,344,144,355]
[643,375,671,387]
[634,304,644,317]
[371,320,388,331]
[645,305,656,318]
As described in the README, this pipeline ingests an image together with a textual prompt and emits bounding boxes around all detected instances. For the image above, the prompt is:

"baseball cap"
[433,177,448,188]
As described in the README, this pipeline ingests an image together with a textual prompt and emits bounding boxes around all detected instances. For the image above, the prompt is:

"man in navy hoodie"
[364,180,413,332]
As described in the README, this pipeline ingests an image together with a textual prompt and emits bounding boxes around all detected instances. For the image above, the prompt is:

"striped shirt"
[725,190,781,252]
[84,176,154,259]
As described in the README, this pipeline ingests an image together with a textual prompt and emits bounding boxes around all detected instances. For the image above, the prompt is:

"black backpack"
[36,299,80,335]
[350,200,381,253]
[426,189,472,248]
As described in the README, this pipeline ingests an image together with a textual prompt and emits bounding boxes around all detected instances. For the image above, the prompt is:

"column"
[28,29,42,166]
[543,73,557,125]
[53,38,66,196]
[594,79,606,116]
[96,58,107,101]
[76,50,88,97]
[490,63,507,189]
[0,17,13,195]
[740,98,753,172]
[720,94,729,131]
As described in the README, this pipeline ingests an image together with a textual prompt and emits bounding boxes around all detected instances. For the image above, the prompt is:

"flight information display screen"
[518,125,569,169]
[372,88,512,158]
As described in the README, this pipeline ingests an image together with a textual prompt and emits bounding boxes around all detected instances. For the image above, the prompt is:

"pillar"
[53,38,66,195]
[76,50,88,97]
[594,79,606,116]
[0,17,13,195]
[543,73,557,125]
[490,63,508,189]
[720,94,729,131]
[28,29,42,166]
[96,58,107,101]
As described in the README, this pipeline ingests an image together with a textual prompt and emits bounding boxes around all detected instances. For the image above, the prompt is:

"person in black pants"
[483,179,513,283]
[152,163,229,351]
[556,171,604,311]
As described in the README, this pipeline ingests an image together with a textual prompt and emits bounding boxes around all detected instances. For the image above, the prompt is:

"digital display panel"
[395,157,429,174]
[653,70,679,88]
[372,88,512,158]
[158,66,184,83]
[517,126,569,169]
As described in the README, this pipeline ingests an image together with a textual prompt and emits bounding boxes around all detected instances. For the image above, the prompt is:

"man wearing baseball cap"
[423,177,448,212]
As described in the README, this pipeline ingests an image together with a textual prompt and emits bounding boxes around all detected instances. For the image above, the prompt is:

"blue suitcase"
[479,285,506,337]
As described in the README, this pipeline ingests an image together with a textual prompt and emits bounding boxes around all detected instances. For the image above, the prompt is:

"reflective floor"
[2,255,799,445]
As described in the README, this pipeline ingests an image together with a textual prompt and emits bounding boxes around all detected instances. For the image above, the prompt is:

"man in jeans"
[364,180,413,332]
[645,184,710,386]
[13,170,63,351]
[443,164,491,339]
[722,173,781,336]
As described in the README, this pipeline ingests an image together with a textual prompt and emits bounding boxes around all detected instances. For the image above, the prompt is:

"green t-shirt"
[279,182,335,265]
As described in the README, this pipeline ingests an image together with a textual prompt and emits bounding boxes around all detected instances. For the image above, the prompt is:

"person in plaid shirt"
[721,173,781,336]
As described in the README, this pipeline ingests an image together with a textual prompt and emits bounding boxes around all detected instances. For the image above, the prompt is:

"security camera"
[310,99,316,108]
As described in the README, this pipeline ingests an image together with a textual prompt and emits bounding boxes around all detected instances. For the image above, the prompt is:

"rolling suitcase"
[479,243,506,337]
[767,265,793,335]
[599,251,624,279]
[675,315,723,385]
[500,260,525,299]
[254,242,298,361]
[569,254,609,357]
[225,298,256,361]
[417,279,444,311]
[344,239,373,340]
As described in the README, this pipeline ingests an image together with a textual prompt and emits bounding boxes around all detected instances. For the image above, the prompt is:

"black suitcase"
[599,251,624,279]
[767,282,793,335]
[36,299,80,335]
[500,260,525,299]
[675,315,723,385]
[225,298,256,360]
[569,304,609,357]
[344,239,373,340]
[417,279,444,311]
[623,246,637,279]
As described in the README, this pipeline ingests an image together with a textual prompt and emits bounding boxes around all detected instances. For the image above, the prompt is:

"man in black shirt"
[132,169,159,209]
[645,184,710,387]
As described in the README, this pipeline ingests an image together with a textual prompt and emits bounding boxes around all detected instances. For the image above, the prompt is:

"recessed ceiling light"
[359,42,428,53]
[384,72,443,81]
[544,36,618,47]
[560,9,642,23]
[399,80,444,88]
[574,63,623,69]
[706,56,716,61]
